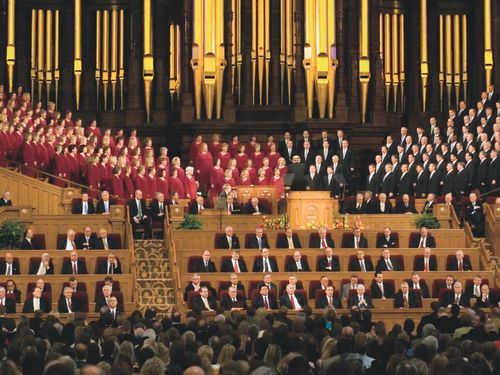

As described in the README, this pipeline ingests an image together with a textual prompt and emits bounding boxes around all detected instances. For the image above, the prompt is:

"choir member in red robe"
[146,167,158,199]
[133,166,150,199]
[239,170,253,186]
[111,167,125,200]
[122,165,135,200]
[169,168,185,198]
[228,158,240,184]
[171,157,186,183]
[256,168,269,185]
[251,143,265,170]
[209,158,225,197]
[261,157,273,180]
[87,157,100,197]
[97,154,110,191]
[52,145,68,188]
[245,159,258,185]
[208,133,222,159]
[218,143,231,170]
[157,168,170,199]
[184,166,198,200]
[277,157,288,176]
[267,143,281,170]
[156,147,171,170]
[245,135,258,156]
[21,133,37,177]
[228,136,240,157]
[271,168,285,197]
[195,143,213,191]
[223,169,236,187]
[189,135,203,164]
[235,145,249,172]
[262,134,275,155]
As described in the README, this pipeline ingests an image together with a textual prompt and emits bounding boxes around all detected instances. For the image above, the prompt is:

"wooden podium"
[287,192,334,230]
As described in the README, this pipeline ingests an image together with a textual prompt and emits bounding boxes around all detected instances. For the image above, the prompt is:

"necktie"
[475,286,480,297]
[328,258,332,268]
[234,260,240,273]
[103,238,109,250]
[0,299,3,306]
[355,237,358,249]
[83,202,87,214]
[386,260,393,271]
[424,259,429,272]
[228,237,232,249]
[67,299,72,312]
[198,205,202,213]
[379,283,384,296]
[112,310,116,319]
[204,261,208,270]
[264,296,269,309]
[258,237,262,249]
[108,263,113,274]
[419,238,424,248]
[263,259,267,272]
[458,260,463,271]
[203,297,211,310]
[288,237,294,249]
[232,297,237,303]
[105,202,109,213]
[296,262,302,271]
[360,260,366,272]
[73,262,77,274]
[328,297,333,306]
[454,294,460,304]
[321,239,327,248]
[6,264,11,276]
[290,295,296,309]
[403,294,409,308]
[159,203,163,214]
[137,201,142,217]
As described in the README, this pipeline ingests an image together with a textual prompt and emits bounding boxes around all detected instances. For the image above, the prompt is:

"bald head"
[80,365,105,375]
[183,366,205,375]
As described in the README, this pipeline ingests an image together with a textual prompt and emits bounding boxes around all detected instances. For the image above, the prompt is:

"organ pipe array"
[280,0,295,105]
[484,0,493,90]
[191,0,226,120]
[303,0,337,119]
[169,23,181,105]
[143,0,154,122]
[6,0,15,94]
[251,0,271,106]
[231,0,243,104]
[358,0,370,123]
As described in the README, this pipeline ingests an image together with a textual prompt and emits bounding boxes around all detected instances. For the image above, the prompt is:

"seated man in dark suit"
[408,272,430,298]
[245,197,269,215]
[446,250,473,271]
[311,227,335,249]
[75,226,99,250]
[95,284,114,312]
[346,193,367,214]
[220,286,246,311]
[440,281,470,308]
[256,273,278,293]
[191,286,217,312]
[221,250,247,272]
[414,248,438,272]
[0,252,20,276]
[344,228,368,249]
[421,194,436,214]
[227,273,247,296]
[280,283,307,311]
[189,196,207,215]
[95,228,119,250]
[376,249,400,272]
[20,228,39,250]
[73,192,95,215]
[5,279,21,303]
[128,190,151,239]
[285,250,311,272]
[373,193,393,214]
[57,286,83,313]
[316,285,342,309]
[252,248,279,272]
[96,252,122,275]
[253,284,278,310]
[216,226,240,249]
[276,228,302,249]
[61,251,88,275]
[246,227,270,249]
[150,192,168,221]
[0,191,12,206]
[225,196,241,215]
[317,247,340,272]
[0,287,16,313]
[192,250,217,273]
[370,272,395,299]
[58,229,78,251]
[95,190,113,214]
[29,253,54,275]
[395,194,417,214]
[348,250,374,272]
[394,282,422,308]
[22,287,51,313]
[348,284,374,309]
[476,284,499,308]
[465,192,485,237]
[376,227,398,248]
[100,296,123,326]
[409,226,436,248]
[464,275,483,299]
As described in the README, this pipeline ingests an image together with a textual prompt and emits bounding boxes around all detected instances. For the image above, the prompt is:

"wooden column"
[370,0,386,125]
[293,0,306,121]
[180,0,194,122]
[334,0,348,121]
[224,0,236,122]
[126,3,145,124]
[347,0,360,121]
[270,0,282,106]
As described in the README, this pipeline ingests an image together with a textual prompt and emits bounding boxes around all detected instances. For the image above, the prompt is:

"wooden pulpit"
[287,192,334,230]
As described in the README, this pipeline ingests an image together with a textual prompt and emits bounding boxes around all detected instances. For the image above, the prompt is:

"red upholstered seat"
[62,281,87,292]
[188,256,202,272]
[278,280,304,296]
[32,234,46,250]
[408,232,420,248]
[214,233,225,248]
[391,255,405,271]
[108,234,122,249]
[56,234,67,249]
[341,233,354,248]
[73,291,89,312]
[432,280,447,298]
[308,279,334,298]
[314,289,340,308]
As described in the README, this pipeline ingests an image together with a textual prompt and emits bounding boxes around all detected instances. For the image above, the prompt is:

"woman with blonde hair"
[264,344,282,369]
[216,343,236,365]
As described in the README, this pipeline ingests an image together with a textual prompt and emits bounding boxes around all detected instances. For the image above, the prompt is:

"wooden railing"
[125,207,137,306]
[165,210,184,315]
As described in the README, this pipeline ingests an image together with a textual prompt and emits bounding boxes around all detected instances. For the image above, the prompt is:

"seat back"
[73,291,90,312]
[26,291,52,302]
[464,278,489,290]
[95,281,121,301]
[62,281,87,292]
[245,233,269,248]
[108,234,122,249]
[56,234,67,249]
[314,289,340,307]
[391,255,405,271]
[188,256,202,272]
[32,234,46,250]
[432,280,447,298]
[446,254,471,270]
[413,255,437,271]
[341,233,354,248]
[27,282,52,294]
[214,233,225,248]
[308,280,334,299]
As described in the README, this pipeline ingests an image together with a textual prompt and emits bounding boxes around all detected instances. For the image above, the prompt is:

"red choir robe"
[188,141,202,163]
[251,152,265,170]
[195,151,213,191]
[218,152,231,170]
[157,177,170,199]
[184,175,198,200]
[278,165,288,176]
[208,142,221,159]
[21,142,37,177]
[146,174,158,199]
[53,153,68,187]
[87,164,101,196]
[235,153,249,172]
[228,142,240,157]
[239,177,252,186]
[268,152,281,170]
[245,142,257,156]
[122,174,135,199]
[230,167,240,184]
[210,166,224,195]
[169,176,185,198]
[271,175,285,197]
[133,174,150,199]
[98,163,109,190]
[174,166,186,183]
[256,176,269,185]
[111,174,125,199]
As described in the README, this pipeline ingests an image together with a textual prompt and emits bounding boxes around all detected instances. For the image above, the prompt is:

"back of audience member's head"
[42,356,77,375]
[326,359,365,375]
[395,361,417,375]
[139,357,166,375]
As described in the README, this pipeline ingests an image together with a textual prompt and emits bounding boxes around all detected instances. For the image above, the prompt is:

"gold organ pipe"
[316,0,329,119]
[6,0,15,93]
[453,15,460,105]
[111,9,118,111]
[265,0,270,106]
[438,15,444,112]
[191,0,204,119]
[231,0,236,97]
[54,10,60,109]
[420,0,428,112]
[251,0,257,105]
[215,0,225,119]
[95,10,101,108]
[169,23,177,104]
[31,9,36,99]
[119,9,124,110]
[143,0,154,123]
[303,0,316,119]
[391,14,398,112]
[102,10,109,110]
[327,0,337,119]
[462,15,467,102]
[383,14,391,112]
[359,0,370,123]
[177,24,181,101]
[280,0,286,102]
[286,0,293,105]
[379,13,383,57]
[203,0,216,119]
[484,0,493,90]
[399,14,405,111]
[445,15,452,109]
[257,0,264,105]
[236,0,242,104]
[37,9,44,102]
[74,0,82,110]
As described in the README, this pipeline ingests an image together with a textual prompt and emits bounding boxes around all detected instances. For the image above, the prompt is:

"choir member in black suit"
[216,226,241,249]
[366,164,379,194]
[379,164,395,197]
[475,152,489,192]
[394,282,422,308]
[376,227,398,248]
[316,285,342,309]
[192,250,217,273]
[426,165,441,196]
[413,165,427,198]
[396,165,412,196]
[285,250,311,272]
[305,165,321,191]
[453,163,468,198]
[446,250,473,271]
[253,285,278,310]
[220,250,248,272]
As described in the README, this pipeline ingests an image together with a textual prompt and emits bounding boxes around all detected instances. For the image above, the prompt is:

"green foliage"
[177,215,203,230]
[414,214,441,229]
[0,220,25,249]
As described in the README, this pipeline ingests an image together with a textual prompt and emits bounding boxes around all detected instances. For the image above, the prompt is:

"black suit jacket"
[245,203,268,215]
[6,290,21,303]
[0,297,16,313]
[22,298,51,313]
[253,294,278,309]
[220,258,248,272]
[57,296,83,313]
[128,199,148,221]
[440,292,470,307]
[347,202,367,214]
[0,261,20,275]
[375,257,400,272]
[20,238,39,250]
[414,257,437,271]
[366,173,379,194]
[316,295,342,309]
[475,294,499,308]
[348,294,374,309]
[28,261,54,275]
[447,258,473,271]
[317,256,340,272]
[246,235,270,249]
[408,282,431,298]
[376,235,398,248]
[373,201,393,214]
[192,259,217,273]
[61,259,88,274]
[370,281,395,298]
[192,295,217,311]
[397,173,412,196]
[75,234,99,250]
[220,295,247,311]
[305,174,321,190]
[285,259,311,272]
[73,199,95,214]
[276,235,302,249]
[409,235,436,248]
[395,202,417,214]
[150,199,167,220]
[95,237,119,250]
[343,236,368,249]
[310,236,335,249]
[95,200,113,214]
[96,261,122,274]
[0,199,12,206]
[394,291,422,308]
[216,235,240,249]
[380,173,395,195]
[426,172,441,195]
[252,258,279,272]
[348,258,374,272]
[280,293,307,309]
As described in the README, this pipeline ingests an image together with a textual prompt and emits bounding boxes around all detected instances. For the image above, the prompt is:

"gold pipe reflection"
[236,0,242,104]
[265,0,270,106]
[37,9,44,102]
[257,0,264,105]
[327,0,337,119]
[484,0,493,90]
[6,0,15,93]
[445,15,452,109]
[169,23,181,106]
[31,9,36,99]
[215,0,225,119]
[359,0,370,123]
[251,0,257,105]
[45,9,53,107]
[462,15,467,102]
[286,0,294,106]
[111,9,118,111]
[453,15,460,105]
[191,0,204,119]
[438,15,444,112]
[95,10,101,109]
[383,14,390,112]
[74,0,82,110]
[391,14,399,112]
[399,14,405,112]
[119,9,124,110]
[102,10,109,111]
[54,10,60,109]
[420,0,428,112]
[303,0,315,119]
[143,0,154,122]
[280,0,286,102]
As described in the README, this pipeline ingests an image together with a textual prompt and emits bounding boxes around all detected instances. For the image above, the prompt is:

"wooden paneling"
[172,229,467,249]
[485,204,500,257]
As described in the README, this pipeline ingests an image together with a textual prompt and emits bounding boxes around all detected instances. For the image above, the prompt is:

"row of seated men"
[187,247,473,273]
[214,226,438,249]
[183,272,498,312]
[0,275,124,314]
[19,227,122,250]
[0,251,123,275]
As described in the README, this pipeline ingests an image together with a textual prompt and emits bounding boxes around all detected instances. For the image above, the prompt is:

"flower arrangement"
[301,222,329,230]
[262,214,288,230]
[332,214,364,230]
